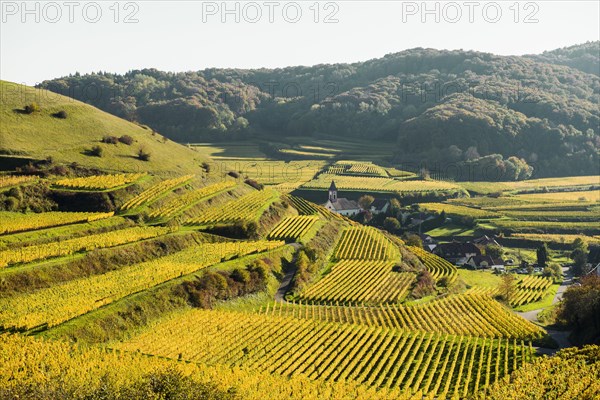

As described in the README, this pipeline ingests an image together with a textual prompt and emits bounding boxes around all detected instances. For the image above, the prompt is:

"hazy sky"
[1,1,599,85]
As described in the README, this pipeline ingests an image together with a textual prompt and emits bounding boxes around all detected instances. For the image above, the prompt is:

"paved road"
[517,266,573,352]
[274,243,301,302]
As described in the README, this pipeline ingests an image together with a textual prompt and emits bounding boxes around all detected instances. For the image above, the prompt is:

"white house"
[323,181,361,216]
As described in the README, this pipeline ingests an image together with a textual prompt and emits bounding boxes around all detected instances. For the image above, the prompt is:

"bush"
[138,147,151,161]
[201,162,211,173]
[23,102,39,114]
[228,171,240,178]
[90,145,103,157]
[4,196,19,211]
[101,135,119,144]
[53,110,67,119]
[244,179,263,190]
[119,135,134,145]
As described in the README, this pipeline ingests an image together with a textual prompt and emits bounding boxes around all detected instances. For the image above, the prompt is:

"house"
[419,234,438,252]
[369,198,390,215]
[433,241,481,265]
[473,235,501,248]
[465,255,504,270]
[323,181,361,216]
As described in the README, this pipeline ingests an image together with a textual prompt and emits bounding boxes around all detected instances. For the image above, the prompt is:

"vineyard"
[302,174,463,194]
[0,226,171,267]
[0,240,284,330]
[418,203,499,219]
[148,181,236,219]
[0,211,114,235]
[52,173,145,191]
[286,195,321,215]
[511,276,554,307]
[120,175,194,210]
[262,294,545,340]
[185,189,279,225]
[300,260,415,304]
[0,175,37,188]
[334,227,399,260]
[268,215,319,241]
[326,161,387,177]
[407,246,458,284]
[115,308,535,398]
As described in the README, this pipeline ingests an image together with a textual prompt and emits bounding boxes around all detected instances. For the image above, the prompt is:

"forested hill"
[39,42,600,178]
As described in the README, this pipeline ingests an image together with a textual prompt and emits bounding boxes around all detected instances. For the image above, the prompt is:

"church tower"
[329,180,337,203]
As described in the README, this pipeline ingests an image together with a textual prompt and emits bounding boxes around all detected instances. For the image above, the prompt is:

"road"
[274,243,301,302]
[517,266,573,353]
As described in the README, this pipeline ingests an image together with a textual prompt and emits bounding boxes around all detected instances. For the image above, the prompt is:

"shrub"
[137,147,151,161]
[90,145,103,157]
[228,171,240,178]
[4,196,19,211]
[53,110,67,119]
[244,179,263,190]
[118,135,134,145]
[201,162,211,173]
[23,102,39,114]
[101,135,119,144]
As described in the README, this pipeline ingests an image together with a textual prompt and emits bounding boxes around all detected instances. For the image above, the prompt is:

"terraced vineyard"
[300,260,415,304]
[52,173,145,191]
[408,246,458,284]
[186,189,279,225]
[267,294,545,340]
[0,226,171,267]
[0,175,37,188]
[148,180,236,219]
[511,276,554,307]
[115,308,534,397]
[326,161,387,177]
[268,215,319,241]
[335,226,399,260]
[302,173,464,194]
[418,203,499,219]
[286,195,321,215]
[0,211,114,235]
[0,240,284,330]
[120,175,194,210]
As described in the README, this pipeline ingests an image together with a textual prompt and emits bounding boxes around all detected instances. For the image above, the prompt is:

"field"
[0,240,283,330]
[0,175,37,188]
[185,188,279,225]
[268,294,545,339]
[115,308,535,397]
[302,173,464,195]
[147,180,236,219]
[334,226,399,260]
[268,215,319,241]
[459,176,599,195]
[52,173,146,191]
[0,81,207,174]
[0,211,114,235]
[300,260,415,304]
[120,174,194,210]
[407,246,458,284]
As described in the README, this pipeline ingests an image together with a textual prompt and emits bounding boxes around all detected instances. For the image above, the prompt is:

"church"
[323,181,362,216]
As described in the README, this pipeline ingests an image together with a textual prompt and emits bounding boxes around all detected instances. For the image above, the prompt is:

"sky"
[1,1,599,85]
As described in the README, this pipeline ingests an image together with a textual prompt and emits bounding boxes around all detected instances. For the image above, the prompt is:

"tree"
[90,145,103,157]
[571,238,589,276]
[485,244,503,259]
[497,273,516,304]
[543,263,563,282]
[23,102,39,114]
[383,217,401,232]
[137,147,151,161]
[389,198,401,218]
[358,195,374,210]
[556,275,600,344]
[404,233,423,248]
[536,243,549,268]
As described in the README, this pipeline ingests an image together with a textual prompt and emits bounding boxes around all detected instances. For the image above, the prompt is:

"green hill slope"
[0,81,207,175]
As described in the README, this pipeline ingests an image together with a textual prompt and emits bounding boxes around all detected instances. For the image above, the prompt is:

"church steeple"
[328,180,337,202]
